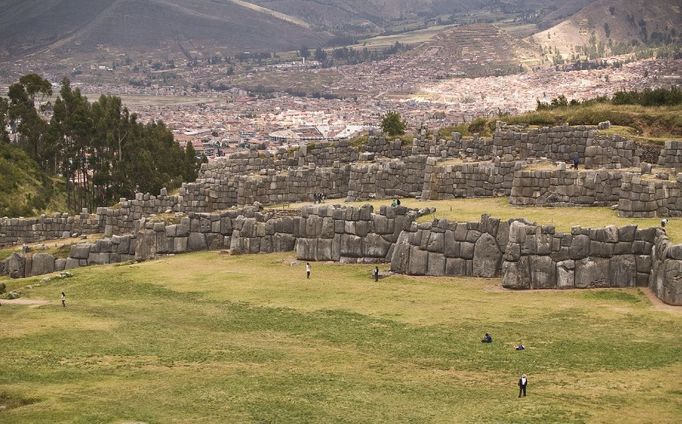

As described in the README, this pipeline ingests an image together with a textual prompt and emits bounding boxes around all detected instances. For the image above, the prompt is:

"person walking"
[61,291,66,308]
[518,374,528,397]
[306,262,311,279]
[373,266,379,282]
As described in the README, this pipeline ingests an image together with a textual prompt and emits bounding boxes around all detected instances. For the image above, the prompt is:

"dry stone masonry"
[3,122,682,306]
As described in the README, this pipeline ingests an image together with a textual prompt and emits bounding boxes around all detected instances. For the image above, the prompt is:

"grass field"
[1,252,681,423]
[276,198,681,243]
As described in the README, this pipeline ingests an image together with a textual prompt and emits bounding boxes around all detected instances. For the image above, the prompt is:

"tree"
[314,47,327,62]
[2,73,203,213]
[0,97,9,144]
[381,112,406,137]
[299,46,310,59]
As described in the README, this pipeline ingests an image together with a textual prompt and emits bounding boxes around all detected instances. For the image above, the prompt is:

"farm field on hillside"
[1,252,681,423]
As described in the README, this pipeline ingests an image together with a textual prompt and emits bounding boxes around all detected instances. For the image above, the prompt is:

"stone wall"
[584,136,641,169]
[493,124,592,163]
[657,141,682,169]
[501,222,656,290]
[97,191,182,236]
[237,164,350,206]
[2,205,424,274]
[363,134,412,158]
[0,212,100,247]
[294,204,420,263]
[422,159,521,200]
[390,215,510,278]
[650,231,682,305]
[4,207,682,306]
[510,168,625,206]
[618,174,682,218]
[346,156,427,201]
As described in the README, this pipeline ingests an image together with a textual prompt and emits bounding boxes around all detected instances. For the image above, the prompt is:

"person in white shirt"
[306,263,311,279]
[518,374,528,397]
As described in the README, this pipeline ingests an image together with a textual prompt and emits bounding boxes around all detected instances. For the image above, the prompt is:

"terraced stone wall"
[509,168,624,206]
[346,156,428,201]
[421,159,520,200]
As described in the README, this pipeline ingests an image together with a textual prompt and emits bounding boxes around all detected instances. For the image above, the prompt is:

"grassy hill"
[0,0,329,59]
[439,102,682,142]
[530,0,682,61]
[1,252,680,422]
[0,143,65,217]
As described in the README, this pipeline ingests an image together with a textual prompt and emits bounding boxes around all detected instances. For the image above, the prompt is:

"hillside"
[0,0,329,59]
[530,0,682,61]
[0,143,65,217]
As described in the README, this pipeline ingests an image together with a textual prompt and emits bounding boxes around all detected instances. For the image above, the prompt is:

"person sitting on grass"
[515,342,525,351]
[481,333,492,343]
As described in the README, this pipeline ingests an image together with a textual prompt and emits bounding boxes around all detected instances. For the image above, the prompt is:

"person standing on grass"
[61,291,66,308]
[374,266,380,282]
[306,262,311,279]
[518,374,528,398]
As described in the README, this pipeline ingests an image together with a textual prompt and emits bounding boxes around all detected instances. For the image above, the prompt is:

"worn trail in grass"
[1,252,681,423]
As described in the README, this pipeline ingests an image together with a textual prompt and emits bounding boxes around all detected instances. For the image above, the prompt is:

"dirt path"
[641,288,681,313]
[0,298,50,308]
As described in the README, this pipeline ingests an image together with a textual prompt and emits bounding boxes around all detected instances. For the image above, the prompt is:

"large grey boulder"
[340,234,363,258]
[31,253,55,276]
[135,230,156,261]
[188,232,207,251]
[569,235,590,259]
[65,258,81,270]
[472,233,501,278]
[295,238,316,261]
[608,255,637,287]
[529,256,556,289]
[55,258,67,271]
[445,258,468,276]
[316,239,333,261]
[69,244,92,260]
[556,260,575,289]
[575,257,609,288]
[8,253,26,278]
[660,260,682,305]
[174,237,188,253]
[390,241,411,273]
[407,246,428,275]
[427,252,446,276]
[501,259,530,289]
[364,233,391,258]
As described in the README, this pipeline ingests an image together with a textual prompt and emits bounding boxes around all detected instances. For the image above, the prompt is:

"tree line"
[0,74,201,212]
[536,87,682,110]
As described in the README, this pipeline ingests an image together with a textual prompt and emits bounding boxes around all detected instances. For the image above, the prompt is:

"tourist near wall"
[2,204,681,305]
[2,122,682,249]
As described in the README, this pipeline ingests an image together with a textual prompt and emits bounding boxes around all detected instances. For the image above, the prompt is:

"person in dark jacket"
[481,333,492,343]
[518,374,528,397]
[373,266,380,282]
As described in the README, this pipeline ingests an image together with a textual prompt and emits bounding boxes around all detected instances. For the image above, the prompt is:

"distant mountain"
[0,0,328,59]
[530,0,682,61]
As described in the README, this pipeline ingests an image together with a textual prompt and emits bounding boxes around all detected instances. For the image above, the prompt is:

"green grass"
[0,143,66,217]
[1,252,681,423]
[280,198,680,243]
